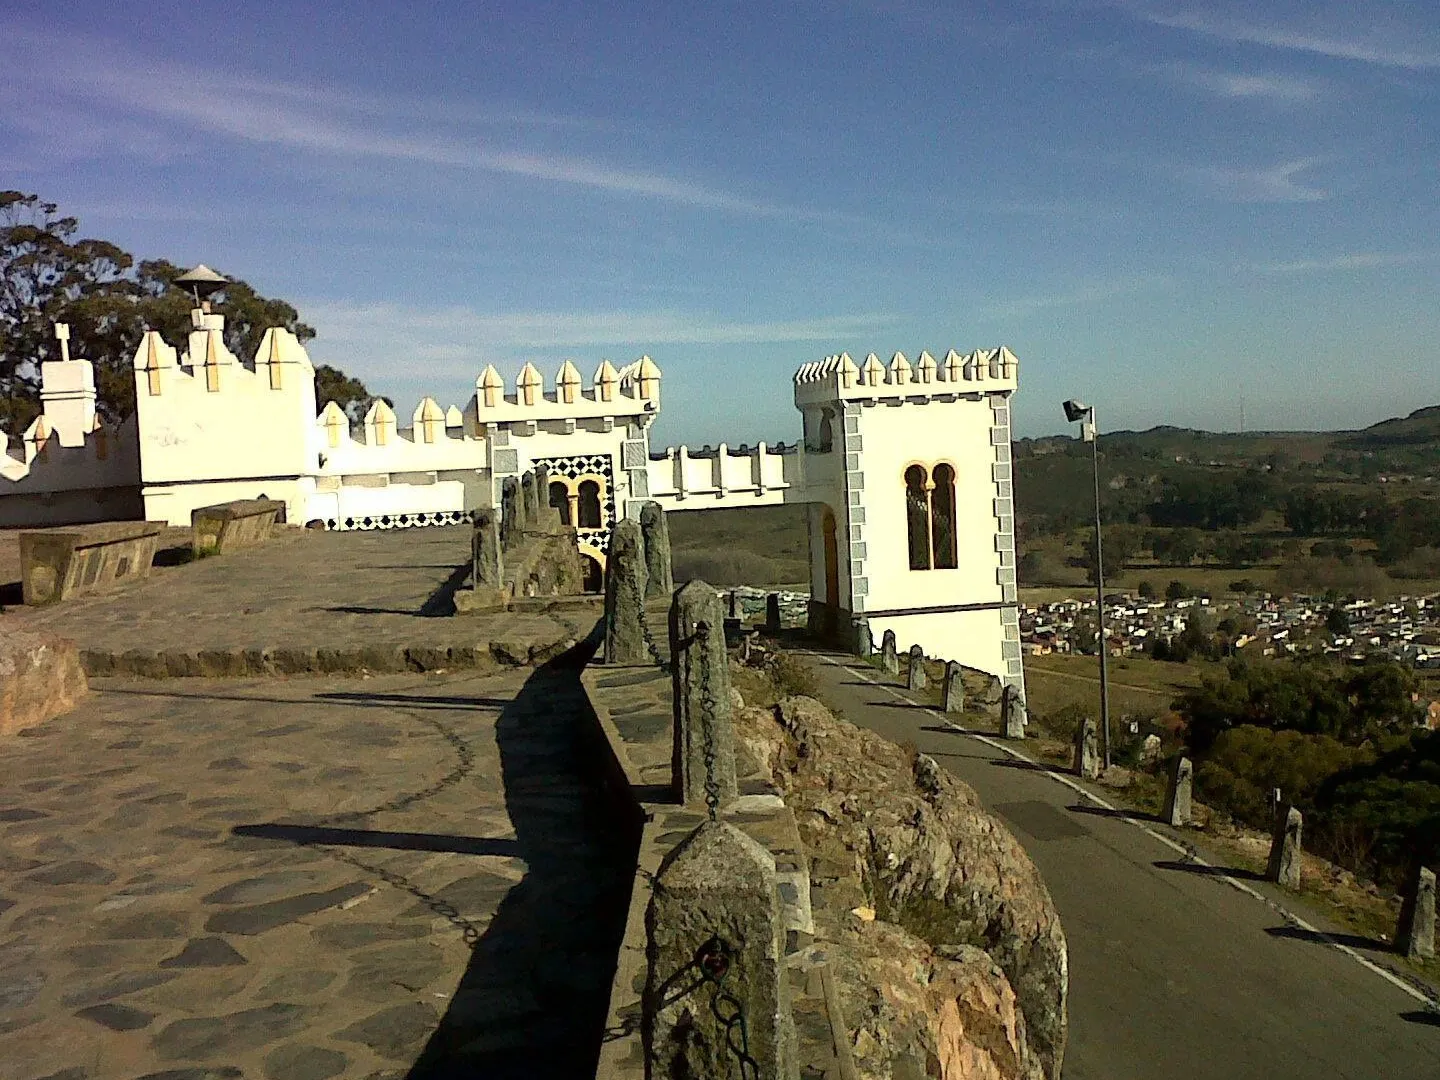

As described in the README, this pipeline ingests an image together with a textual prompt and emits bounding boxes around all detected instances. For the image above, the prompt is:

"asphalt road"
[800,648,1440,1080]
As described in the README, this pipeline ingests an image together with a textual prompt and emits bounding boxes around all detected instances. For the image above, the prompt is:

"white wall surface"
[851,397,1003,616]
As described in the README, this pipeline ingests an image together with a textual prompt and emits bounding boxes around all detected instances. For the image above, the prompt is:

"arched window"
[577,479,603,528]
[549,481,572,525]
[930,463,958,569]
[905,464,931,570]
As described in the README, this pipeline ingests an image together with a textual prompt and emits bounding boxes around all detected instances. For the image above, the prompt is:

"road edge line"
[808,650,1439,1012]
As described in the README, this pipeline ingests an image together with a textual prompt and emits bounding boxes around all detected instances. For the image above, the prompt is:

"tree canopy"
[1,191,370,431]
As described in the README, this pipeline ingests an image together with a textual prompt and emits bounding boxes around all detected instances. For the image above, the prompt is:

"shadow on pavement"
[317,691,518,710]
[1153,859,1264,882]
[405,639,636,1079]
[1264,924,1390,951]
[1070,803,1161,824]
[1401,1010,1440,1027]
[97,686,518,713]
[991,757,1075,777]
[234,823,521,858]
[872,699,933,713]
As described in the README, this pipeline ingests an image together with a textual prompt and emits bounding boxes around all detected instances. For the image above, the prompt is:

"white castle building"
[1,300,1024,692]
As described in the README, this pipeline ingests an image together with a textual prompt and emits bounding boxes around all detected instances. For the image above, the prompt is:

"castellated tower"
[467,356,661,575]
[793,348,1024,692]
[132,307,318,525]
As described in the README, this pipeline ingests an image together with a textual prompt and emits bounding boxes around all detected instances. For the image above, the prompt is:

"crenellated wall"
[1,313,1023,689]
[643,441,798,508]
[0,356,144,527]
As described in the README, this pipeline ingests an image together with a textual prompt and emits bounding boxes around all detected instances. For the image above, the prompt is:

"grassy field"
[1021,652,1209,722]
[666,503,809,588]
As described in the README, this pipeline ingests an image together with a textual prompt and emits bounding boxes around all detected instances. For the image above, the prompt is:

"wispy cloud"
[1123,4,1440,70]
[3,31,787,217]
[1181,157,1329,203]
[975,275,1170,321]
[303,303,899,373]
[1160,63,1323,103]
[1252,251,1439,274]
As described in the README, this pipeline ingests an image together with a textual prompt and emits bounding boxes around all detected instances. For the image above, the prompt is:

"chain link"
[696,620,720,822]
[626,567,672,673]
[696,936,761,1080]
[297,710,488,946]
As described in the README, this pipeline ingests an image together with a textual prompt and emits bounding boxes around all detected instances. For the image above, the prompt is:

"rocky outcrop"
[0,628,87,736]
[735,695,1068,1080]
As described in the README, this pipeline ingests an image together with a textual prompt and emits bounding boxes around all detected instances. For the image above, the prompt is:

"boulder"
[736,694,1068,1080]
[1,628,87,736]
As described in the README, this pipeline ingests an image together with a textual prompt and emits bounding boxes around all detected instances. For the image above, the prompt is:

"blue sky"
[5,1,1439,446]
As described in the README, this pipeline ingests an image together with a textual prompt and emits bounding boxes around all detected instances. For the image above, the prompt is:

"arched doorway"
[580,554,603,593]
[820,506,840,636]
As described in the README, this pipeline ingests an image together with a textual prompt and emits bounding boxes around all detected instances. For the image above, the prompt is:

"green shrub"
[1317,729,1440,887]
[1195,726,1371,828]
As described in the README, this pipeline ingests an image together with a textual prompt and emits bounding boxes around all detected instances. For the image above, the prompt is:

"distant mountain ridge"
[1021,405,1440,451]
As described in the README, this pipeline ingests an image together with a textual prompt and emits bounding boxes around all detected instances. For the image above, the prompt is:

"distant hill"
[1339,405,1440,449]
[1013,405,1440,531]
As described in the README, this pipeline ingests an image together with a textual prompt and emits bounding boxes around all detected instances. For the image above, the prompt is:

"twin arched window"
[547,475,605,529]
[904,462,958,570]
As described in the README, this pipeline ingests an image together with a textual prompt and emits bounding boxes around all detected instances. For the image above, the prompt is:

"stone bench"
[191,499,286,556]
[20,522,165,606]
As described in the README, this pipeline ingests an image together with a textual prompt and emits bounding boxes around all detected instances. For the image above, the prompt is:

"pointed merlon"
[594,359,619,402]
[839,352,858,389]
[861,352,885,387]
[942,349,962,382]
[478,364,504,408]
[517,362,544,406]
[889,350,912,385]
[917,350,936,383]
[556,359,583,404]
[635,355,661,401]
[445,404,464,428]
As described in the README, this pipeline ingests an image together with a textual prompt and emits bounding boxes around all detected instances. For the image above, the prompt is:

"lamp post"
[1063,399,1111,770]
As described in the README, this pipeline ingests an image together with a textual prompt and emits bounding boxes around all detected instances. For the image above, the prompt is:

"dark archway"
[580,554,603,594]
[549,481,572,525]
[577,480,602,528]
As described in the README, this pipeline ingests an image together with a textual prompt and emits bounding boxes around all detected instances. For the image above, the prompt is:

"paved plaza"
[0,661,633,1079]
[1,527,581,658]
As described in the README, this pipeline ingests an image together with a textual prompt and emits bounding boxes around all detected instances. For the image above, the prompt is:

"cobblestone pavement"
[0,663,633,1079]
[1,527,580,654]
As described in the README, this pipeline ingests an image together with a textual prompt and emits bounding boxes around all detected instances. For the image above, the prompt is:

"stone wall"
[734,695,1068,1080]
[582,622,1068,1080]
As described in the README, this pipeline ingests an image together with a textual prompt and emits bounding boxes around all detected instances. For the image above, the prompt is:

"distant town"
[1020,591,1440,670]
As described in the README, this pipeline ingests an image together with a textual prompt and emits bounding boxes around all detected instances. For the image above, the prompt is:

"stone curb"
[79,638,577,679]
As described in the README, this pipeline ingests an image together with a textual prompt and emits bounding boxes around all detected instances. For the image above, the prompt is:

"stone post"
[1398,865,1436,961]
[853,616,873,658]
[1073,717,1099,780]
[470,509,502,589]
[639,502,674,600]
[1266,806,1303,888]
[943,662,965,713]
[499,477,521,548]
[534,464,556,530]
[646,821,793,1080]
[604,519,649,665]
[670,580,738,809]
[766,593,782,633]
[521,471,541,528]
[1163,756,1193,827]
[1001,684,1026,739]
[880,630,899,676]
[907,644,927,691]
